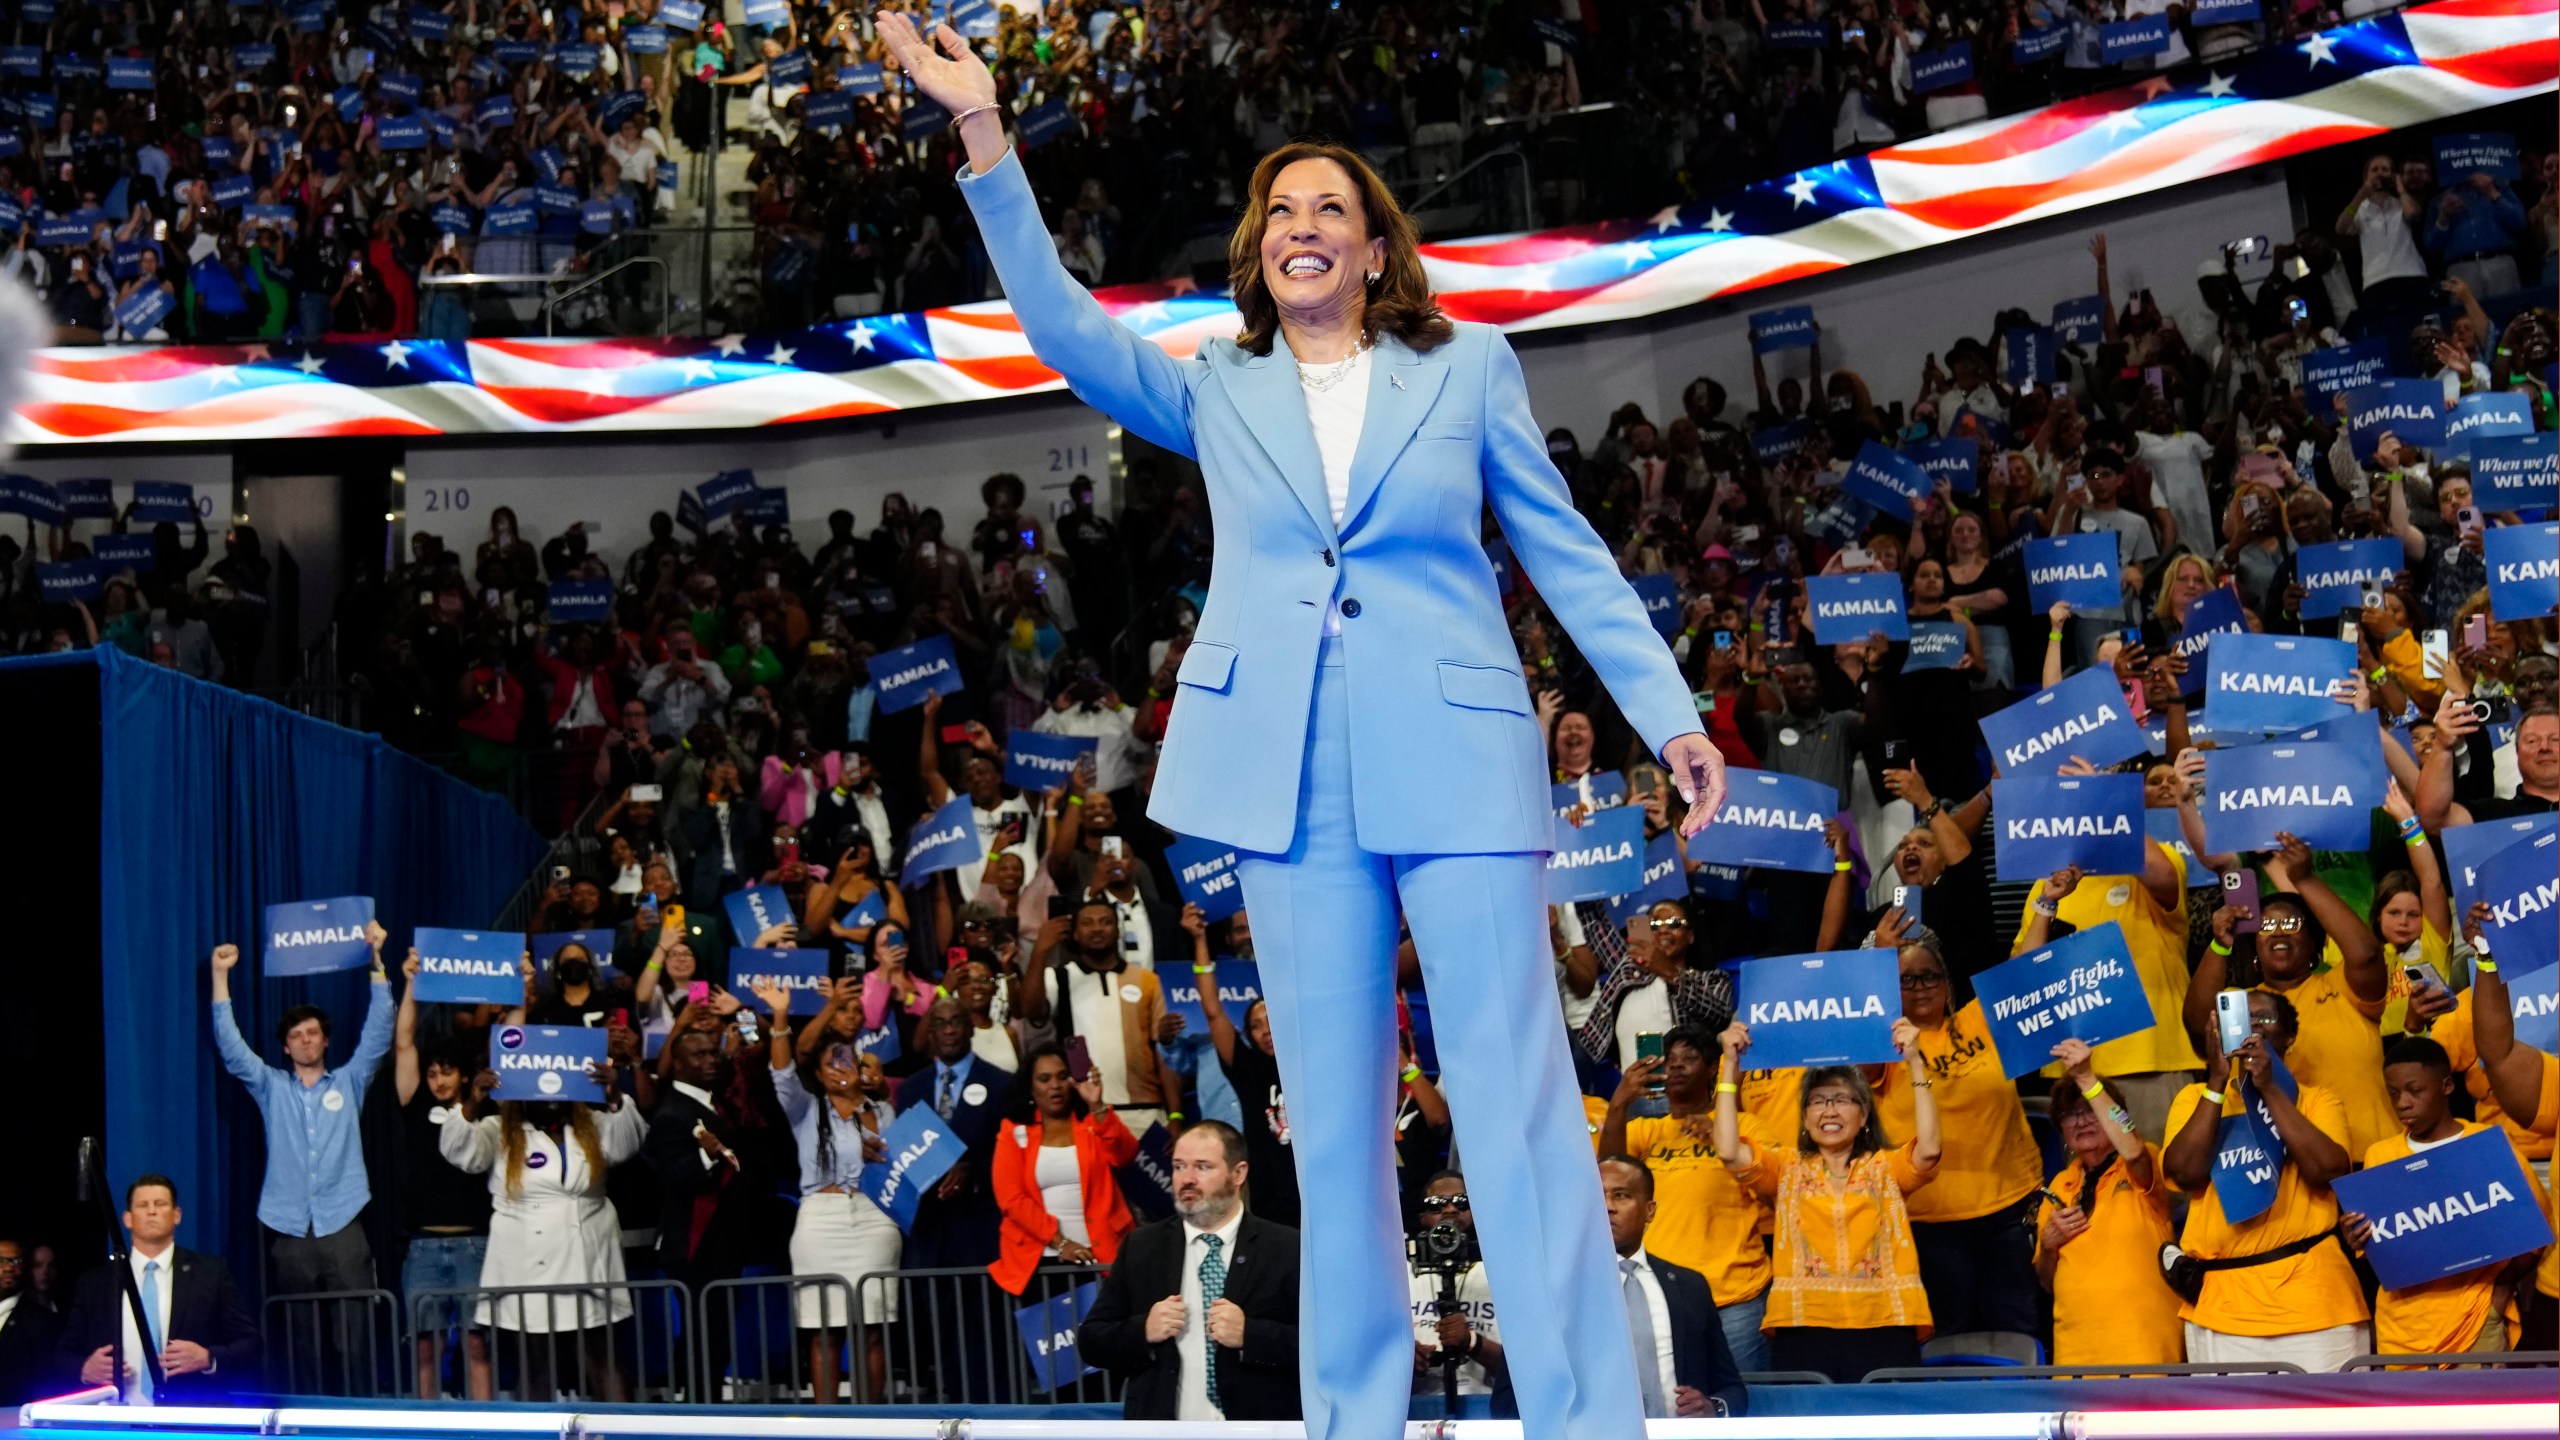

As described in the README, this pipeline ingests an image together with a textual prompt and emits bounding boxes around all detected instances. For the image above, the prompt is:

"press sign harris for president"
[263,896,377,976]
[2330,1127,2552,1291]
[489,1025,608,1103]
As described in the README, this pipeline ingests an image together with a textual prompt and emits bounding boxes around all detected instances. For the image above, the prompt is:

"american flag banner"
[10,0,2552,448]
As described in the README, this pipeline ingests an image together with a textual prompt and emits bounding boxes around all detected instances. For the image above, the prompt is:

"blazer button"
[1339,598,1362,618]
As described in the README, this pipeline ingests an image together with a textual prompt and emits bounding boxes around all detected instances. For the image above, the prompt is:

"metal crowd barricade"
[1862,1361,2308,1382]
[2341,1350,2560,1371]
[261,1289,402,1398]
[409,1280,695,1403]
[695,1274,857,1403]
[857,1264,1121,1407]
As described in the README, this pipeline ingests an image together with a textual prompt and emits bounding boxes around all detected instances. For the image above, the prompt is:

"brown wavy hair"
[1226,141,1452,358]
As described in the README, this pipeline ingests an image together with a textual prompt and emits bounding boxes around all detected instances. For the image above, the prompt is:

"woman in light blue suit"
[882,16,1732,1437]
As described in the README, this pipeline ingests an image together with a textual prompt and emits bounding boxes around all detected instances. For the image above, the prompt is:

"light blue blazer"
[958,150,1699,856]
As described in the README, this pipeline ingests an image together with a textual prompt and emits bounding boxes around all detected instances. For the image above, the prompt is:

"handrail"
[546,256,671,337]
[2339,1350,2560,1371]
[1404,145,1534,236]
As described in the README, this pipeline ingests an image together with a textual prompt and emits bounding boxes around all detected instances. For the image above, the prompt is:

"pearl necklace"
[1295,336,1369,394]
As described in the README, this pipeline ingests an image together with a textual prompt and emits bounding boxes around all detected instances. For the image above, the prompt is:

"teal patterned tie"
[1198,1234,1227,1410]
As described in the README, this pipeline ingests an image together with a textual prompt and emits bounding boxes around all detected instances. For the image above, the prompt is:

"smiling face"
[2255,898,2317,986]
[1554,713,1594,770]
[1801,1076,1869,1153]
[1257,157,1385,333]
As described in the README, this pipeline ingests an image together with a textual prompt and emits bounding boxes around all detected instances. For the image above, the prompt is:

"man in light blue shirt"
[208,931,394,1298]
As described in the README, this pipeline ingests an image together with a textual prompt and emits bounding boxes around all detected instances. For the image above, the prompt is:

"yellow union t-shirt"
[2011,848,2200,1076]
[2260,966,2393,1164]
[1872,1000,2040,1223]
[2166,1081,2369,1338]
[2037,1141,2186,1365]
[1619,1112,1777,1307]
[2359,1123,2549,1355]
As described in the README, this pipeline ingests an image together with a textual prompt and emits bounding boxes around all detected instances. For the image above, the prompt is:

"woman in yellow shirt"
[2162,989,2369,1370]
[2035,1038,2186,1365]
[1867,918,2041,1337]
[1714,1014,1940,1383]
[2342,1036,2549,1356]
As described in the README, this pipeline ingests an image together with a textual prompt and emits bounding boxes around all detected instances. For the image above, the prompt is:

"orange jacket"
[988,1107,1139,1295]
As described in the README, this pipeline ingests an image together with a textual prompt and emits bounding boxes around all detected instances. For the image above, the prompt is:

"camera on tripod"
[1409,1215,1481,1278]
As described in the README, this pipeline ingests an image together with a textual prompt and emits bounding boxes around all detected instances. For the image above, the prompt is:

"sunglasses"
[1419,1195,1471,1212]
[1648,917,1690,931]
[2259,914,2306,934]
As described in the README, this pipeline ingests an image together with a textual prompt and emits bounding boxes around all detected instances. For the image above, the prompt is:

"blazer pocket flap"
[1416,419,1478,442]
[1177,641,1239,693]
[1438,660,1529,714]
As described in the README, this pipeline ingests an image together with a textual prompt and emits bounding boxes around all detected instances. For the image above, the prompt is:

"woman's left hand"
[1664,733,1728,837]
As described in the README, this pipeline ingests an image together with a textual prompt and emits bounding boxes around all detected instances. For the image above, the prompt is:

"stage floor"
[16,1384,2560,1440]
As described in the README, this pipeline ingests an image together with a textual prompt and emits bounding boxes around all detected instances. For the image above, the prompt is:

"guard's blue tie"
[137,1258,163,1403]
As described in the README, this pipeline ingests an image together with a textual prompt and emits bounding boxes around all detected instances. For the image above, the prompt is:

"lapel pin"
[1389,373,1405,390]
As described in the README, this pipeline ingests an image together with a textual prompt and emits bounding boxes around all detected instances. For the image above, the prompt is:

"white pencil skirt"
[789,1189,904,1327]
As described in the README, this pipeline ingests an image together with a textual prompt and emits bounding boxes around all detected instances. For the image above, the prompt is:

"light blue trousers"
[1237,636,1646,1440]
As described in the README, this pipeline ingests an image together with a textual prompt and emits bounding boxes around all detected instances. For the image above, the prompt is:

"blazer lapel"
[1217,345,1337,546]
[1340,336,1448,536]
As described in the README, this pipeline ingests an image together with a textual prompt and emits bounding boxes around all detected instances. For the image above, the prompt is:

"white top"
[2135,429,2215,557]
[1613,978,1677,1071]
[970,1018,1020,1071]
[1037,1145,1088,1248]
[1407,1260,1502,1395]
[2355,198,2429,286]
[1620,1247,1680,1418]
[1177,1207,1245,1421]
[1047,964,1134,1104]
[1301,350,1370,638]
[122,1244,179,1402]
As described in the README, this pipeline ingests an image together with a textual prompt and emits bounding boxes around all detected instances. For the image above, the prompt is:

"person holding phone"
[1022,899,1179,1131]
[988,1042,1139,1295]
[2034,1037,2185,1364]
[918,692,1035,901]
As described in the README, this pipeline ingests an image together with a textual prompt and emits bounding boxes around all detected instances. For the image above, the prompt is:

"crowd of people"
[0,0,2469,345]
[5,122,2559,1410]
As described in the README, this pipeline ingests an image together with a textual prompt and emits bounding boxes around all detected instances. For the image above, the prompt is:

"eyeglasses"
[1805,1093,1863,1113]
[1419,1195,1471,1212]
[1900,972,1948,990]
[1648,917,1689,931]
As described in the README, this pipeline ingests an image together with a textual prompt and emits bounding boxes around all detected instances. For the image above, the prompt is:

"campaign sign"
[2005,326,2057,389]
[903,794,984,879]
[1842,440,1928,522]
[2346,380,2446,460]
[903,96,950,141]
[530,929,617,988]
[2189,0,2260,22]
[860,1103,961,1230]
[2332,1127,2552,1290]
[873,633,964,712]
[2433,132,2521,183]
[263,896,377,976]
[2053,294,2107,346]
[1911,42,1973,92]
[113,285,175,336]
[723,885,796,948]
[728,945,830,997]
[2300,337,2390,406]
[577,199,616,236]
[840,62,885,95]
[2212,1108,2282,1223]
[94,534,155,571]
[1766,20,1827,47]
[377,114,428,151]
[1553,772,1628,816]
[2024,532,2120,615]
[2512,964,2560,1056]
[2202,633,2354,732]
[2473,829,2559,978]
[2485,523,2558,622]
[2099,14,2170,60]
[1904,621,1968,673]
[768,48,812,86]
[2294,537,2399,620]
[1992,773,2146,882]
[625,24,669,54]
[0,474,59,523]
[741,0,789,24]
[2469,432,2557,513]
[2013,22,2067,62]
[1973,921,2152,1077]
[1546,803,1646,903]
[1161,959,1260,1035]
[2146,805,2202,873]
[1165,834,1246,923]
[1630,571,1681,638]
[2202,735,2387,854]
[1982,663,2148,775]
[1608,831,1690,925]
[380,71,423,105]
[1005,729,1096,791]
[430,201,472,234]
[37,559,104,603]
[2441,813,2556,920]
[1806,572,1908,644]
[2172,586,2247,675]
[659,0,705,29]
[2443,392,2533,460]
[0,45,39,77]
[489,1025,607,1103]
[1906,436,1976,495]
[476,94,515,129]
[483,198,536,237]
[1753,421,1810,466]
[804,90,854,133]
[106,56,152,90]
[210,173,255,210]
[407,7,451,41]
[1734,951,1901,1070]
[1015,1281,1103,1391]
[1687,769,1838,875]
[1749,305,1817,354]
[413,927,524,1005]
[534,185,580,217]
[855,1016,901,1062]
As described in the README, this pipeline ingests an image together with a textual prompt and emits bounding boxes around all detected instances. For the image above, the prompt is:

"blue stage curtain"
[84,646,543,1282]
